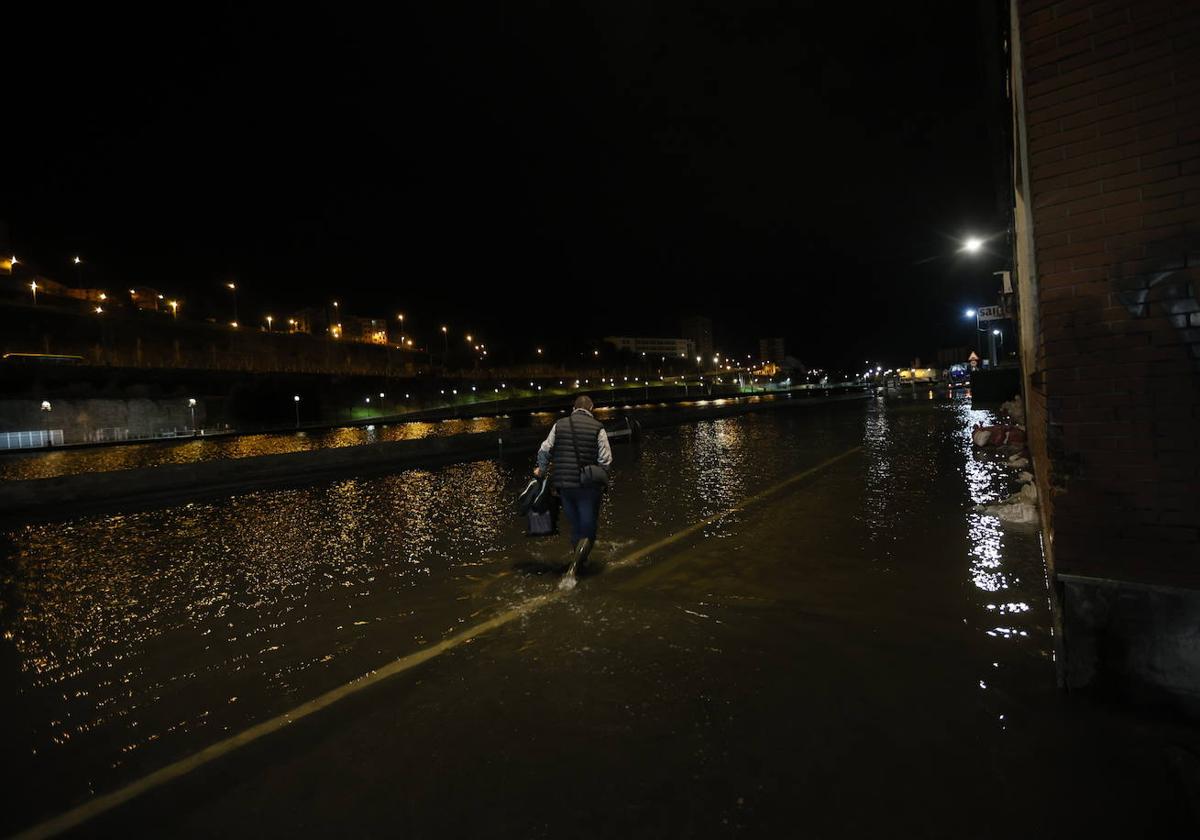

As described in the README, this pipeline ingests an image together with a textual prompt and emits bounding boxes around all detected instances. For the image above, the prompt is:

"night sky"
[6,2,1007,368]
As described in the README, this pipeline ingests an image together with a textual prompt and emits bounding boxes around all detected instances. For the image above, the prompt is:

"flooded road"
[0,397,1187,836]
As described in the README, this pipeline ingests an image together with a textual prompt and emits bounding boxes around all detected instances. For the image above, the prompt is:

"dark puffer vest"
[551,410,603,489]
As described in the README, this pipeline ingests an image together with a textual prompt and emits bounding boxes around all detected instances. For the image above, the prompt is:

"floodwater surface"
[0,397,1187,837]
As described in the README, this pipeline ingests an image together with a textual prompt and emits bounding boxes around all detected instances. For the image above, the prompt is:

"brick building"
[1008,0,1200,706]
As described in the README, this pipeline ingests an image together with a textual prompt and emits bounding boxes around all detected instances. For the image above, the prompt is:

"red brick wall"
[1018,0,1200,583]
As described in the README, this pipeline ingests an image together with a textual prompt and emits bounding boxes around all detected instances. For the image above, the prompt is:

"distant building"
[128,286,165,312]
[290,307,389,345]
[758,337,786,363]
[680,315,713,361]
[25,276,109,305]
[603,336,695,359]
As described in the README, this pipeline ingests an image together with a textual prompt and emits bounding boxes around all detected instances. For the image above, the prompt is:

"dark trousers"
[559,486,603,544]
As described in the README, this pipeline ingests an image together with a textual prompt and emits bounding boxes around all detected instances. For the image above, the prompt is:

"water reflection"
[0,416,510,481]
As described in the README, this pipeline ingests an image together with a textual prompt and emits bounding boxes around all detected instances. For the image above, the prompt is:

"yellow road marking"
[11,445,861,840]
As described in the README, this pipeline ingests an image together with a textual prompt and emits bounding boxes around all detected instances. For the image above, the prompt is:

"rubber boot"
[574,537,594,573]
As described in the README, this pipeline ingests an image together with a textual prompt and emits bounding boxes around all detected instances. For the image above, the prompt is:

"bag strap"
[568,412,601,468]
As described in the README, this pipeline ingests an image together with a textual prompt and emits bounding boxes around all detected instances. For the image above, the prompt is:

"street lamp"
[73,256,82,286]
[226,282,238,323]
[30,280,38,305]
[188,398,197,433]
[40,400,52,445]
[293,395,301,428]
[169,300,179,320]
[265,315,273,332]
[961,237,984,254]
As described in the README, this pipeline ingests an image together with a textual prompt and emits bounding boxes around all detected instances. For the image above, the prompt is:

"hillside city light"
[73,256,81,264]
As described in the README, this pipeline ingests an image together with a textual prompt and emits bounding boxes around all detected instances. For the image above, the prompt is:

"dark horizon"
[6,2,1007,368]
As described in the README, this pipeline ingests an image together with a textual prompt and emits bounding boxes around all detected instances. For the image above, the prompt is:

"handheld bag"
[568,415,609,488]
[515,475,550,515]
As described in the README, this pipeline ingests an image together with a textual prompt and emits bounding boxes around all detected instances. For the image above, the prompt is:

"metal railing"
[0,429,65,450]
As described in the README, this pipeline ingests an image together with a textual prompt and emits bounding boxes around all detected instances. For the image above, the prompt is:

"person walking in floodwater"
[535,395,612,575]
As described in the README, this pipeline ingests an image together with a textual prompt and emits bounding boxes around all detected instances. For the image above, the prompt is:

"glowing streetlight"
[94,306,103,314]
[225,282,238,323]
[265,315,273,332]
[293,394,301,428]
[169,300,179,320]
[188,398,197,431]
[962,237,984,254]
[29,280,38,305]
